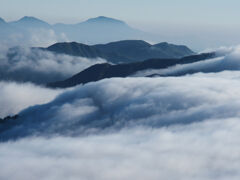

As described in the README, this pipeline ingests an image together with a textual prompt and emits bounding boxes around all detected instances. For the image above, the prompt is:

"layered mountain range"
[44,40,194,63]
[1,39,195,84]
[48,52,216,88]
[0,16,222,89]
[0,16,148,45]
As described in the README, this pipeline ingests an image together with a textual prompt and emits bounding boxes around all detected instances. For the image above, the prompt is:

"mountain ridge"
[10,16,51,28]
[0,16,154,45]
[47,52,216,88]
[45,40,194,63]
[83,16,126,25]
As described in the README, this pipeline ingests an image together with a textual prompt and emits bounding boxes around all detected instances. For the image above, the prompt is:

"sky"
[1,0,240,49]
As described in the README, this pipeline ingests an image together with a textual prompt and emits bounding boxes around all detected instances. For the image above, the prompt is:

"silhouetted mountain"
[10,16,51,29]
[53,16,144,44]
[153,42,194,58]
[47,42,103,58]
[83,16,126,25]
[0,16,156,46]
[45,40,194,63]
[48,52,216,88]
[0,16,54,46]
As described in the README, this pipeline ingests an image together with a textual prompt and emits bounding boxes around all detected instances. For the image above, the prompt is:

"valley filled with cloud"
[1,68,240,179]
[1,3,240,179]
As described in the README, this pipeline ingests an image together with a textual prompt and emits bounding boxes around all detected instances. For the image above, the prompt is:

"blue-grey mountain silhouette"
[45,40,194,63]
[0,16,151,45]
[48,52,216,88]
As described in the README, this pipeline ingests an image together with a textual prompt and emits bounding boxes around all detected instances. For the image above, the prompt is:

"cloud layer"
[1,45,240,180]
[0,27,68,47]
[0,47,106,84]
[133,46,240,77]
[0,118,240,180]
[0,81,63,118]
[2,71,240,140]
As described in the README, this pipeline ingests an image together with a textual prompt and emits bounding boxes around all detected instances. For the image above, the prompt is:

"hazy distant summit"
[0,16,150,45]
[53,15,143,44]
[10,16,51,28]
[14,16,44,23]
[84,16,126,25]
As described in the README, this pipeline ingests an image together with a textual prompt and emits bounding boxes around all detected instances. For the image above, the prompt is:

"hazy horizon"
[1,0,240,50]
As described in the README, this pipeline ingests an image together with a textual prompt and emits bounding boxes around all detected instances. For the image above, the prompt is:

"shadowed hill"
[47,42,104,58]
[47,52,216,88]
[45,40,195,63]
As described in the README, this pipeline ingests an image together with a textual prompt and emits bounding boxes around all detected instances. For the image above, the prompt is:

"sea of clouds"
[2,72,240,138]
[1,119,240,180]
[1,44,240,179]
[0,71,240,179]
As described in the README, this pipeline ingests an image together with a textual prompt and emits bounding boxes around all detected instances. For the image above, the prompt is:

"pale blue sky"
[1,0,240,49]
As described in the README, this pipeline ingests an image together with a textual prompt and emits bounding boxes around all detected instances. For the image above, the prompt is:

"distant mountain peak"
[19,16,43,22]
[12,16,50,27]
[85,16,126,25]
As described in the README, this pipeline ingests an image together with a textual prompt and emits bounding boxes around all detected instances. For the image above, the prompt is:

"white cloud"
[0,47,106,84]
[0,118,240,180]
[132,46,240,77]
[0,27,68,47]
[2,72,240,139]
[132,56,225,77]
[28,28,68,47]
[0,81,63,118]
[1,45,240,180]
